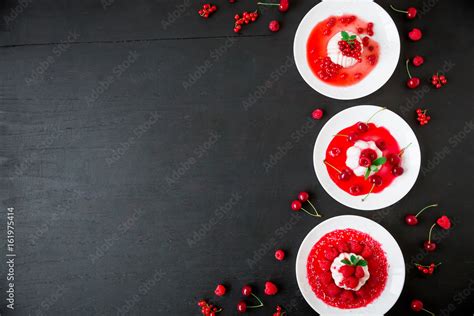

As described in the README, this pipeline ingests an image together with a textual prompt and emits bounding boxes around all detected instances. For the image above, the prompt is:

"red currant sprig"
[198,4,218,19]
[431,73,447,89]
[233,10,259,33]
[415,262,442,275]
[198,299,222,316]
[416,108,431,126]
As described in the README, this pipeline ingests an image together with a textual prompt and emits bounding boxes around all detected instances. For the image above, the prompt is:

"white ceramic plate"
[294,0,400,100]
[313,105,421,210]
[296,215,405,316]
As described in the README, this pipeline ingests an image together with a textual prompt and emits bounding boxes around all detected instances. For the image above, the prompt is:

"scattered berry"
[339,265,355,277]
[405,203,438,226]
[408,28,423,41]
[437,215,451,229]
[431,72,447,89]
[268,20,280,32]
[390,5,417,19]
[423,240,437,252]
[405,59,420,88]
[412,55,424,67]
[298,191,309,202]
[237,301,247,313]
[415,262,442,275]
[315,57,342,80]
[233,11,259,33]
[257,0,289,12]
[198,299,222,316]
[198,4,218,19]
[357,122,369,133]
[292,191,321,217]
[355,265,365,278]
[416,108,431,126]
[275,249,285,261]
[242,285,252,296]
[214,284,226,296]
[312,108,324,120]
[411,299,435,315]
[273,305,286,316]
[264,281,278,295]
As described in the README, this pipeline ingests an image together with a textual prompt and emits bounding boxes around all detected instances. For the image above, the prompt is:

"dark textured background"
[0,0,473,315]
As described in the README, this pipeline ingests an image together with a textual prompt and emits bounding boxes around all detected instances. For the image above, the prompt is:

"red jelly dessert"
[324,122,405,197]
[307,15,380,86]
[307,229,388,309]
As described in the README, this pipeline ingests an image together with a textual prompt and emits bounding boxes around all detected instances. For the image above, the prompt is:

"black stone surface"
[0,0,473,315]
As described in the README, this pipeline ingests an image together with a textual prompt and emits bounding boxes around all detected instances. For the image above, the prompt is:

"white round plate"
[296,215,405,316]
[314,105,421,211]
[294,0,400,100]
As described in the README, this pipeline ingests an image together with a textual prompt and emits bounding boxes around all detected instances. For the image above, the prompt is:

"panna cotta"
[307,15,380,86]
[346,140,383,176]
[307,228,388,309]
[330,253,370,291]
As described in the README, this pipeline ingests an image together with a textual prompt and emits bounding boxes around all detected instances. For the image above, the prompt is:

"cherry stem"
[257,2,279,6]
[366,107,387,123]
[306,200,322,217]
[247,293,264,308]
[323,160,342,174]
[333,133,348,137]
[398,142,412,157]
[427,223,436,243]
[422,308,435,316]
[389,5,408,14]
[405,59,412,79]
[415,203,438,218]
[361,183,375,202]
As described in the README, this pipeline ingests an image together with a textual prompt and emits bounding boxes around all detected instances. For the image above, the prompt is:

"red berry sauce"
[325,122,401,196]
[307,15,380,86]
[307,229,388,309]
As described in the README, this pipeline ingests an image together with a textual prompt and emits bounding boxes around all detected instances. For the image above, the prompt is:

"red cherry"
[357,122,369,133]
[405,214,419,226]
[338,168,353,181]
[411,299,424,312]
[387,153,400,165]
[359,156,371,167]
[347,132,359,142]
[392,166,404,176]
[360,149,377,161]
[375,139,386,150]
[424,240,437,252]
[407,77,420,89]
[408,28,422,41]
[237,301,247,313]
[298,191,309,202]
[279,0,289,12]
[268,20,280,32]
[312,108,324,120]
[349,185,361,195]
[369,175,382,186]
[242,285,252,296]
[407,7,417,19]
[275,249,285,261]
[412,55,424,67]
[291,200,302,211]
[214,284,226,296]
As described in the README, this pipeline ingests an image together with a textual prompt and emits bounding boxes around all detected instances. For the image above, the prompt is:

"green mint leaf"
[341,259,351,265]
[350,255,357,264]
[370,165,379,172]
[357,260,368,267]
[372,157,387,166]
[341,31,349,39]
[364,168,371,180]
[349,35,356,39]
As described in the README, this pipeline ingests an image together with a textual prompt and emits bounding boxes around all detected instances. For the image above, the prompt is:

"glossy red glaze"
[307,229,388,309]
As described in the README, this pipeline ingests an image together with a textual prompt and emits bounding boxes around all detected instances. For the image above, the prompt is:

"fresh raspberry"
[349,241,363,254]
[319,272,333,285]
[340,290,355,302]
[336,241,349,253]
[343,276,359,289]
[264,281,278,295]
[326,283,341,297]
[408,28,422,41]
[361,245,373,258]
[412,56,424,67]
[355,266,365,278]
[274,249,285,261]
[339,265,355,277]
[312,108,324,120]
[355,287,368,298]
[268,20,280,32]
[214,284,226,296]
[324,247,338,261]
[318,260,332,272]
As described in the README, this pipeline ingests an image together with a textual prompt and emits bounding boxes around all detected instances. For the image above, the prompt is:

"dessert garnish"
[416,108,431,125]
[431,73,447,89]
[406,59,420,88]
[389,5,417,19]
[198,299,222,315]
[234,11,259,33]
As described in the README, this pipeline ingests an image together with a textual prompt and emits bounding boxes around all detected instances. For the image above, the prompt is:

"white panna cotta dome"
[345,140,382,177]
[327,31,363,68]
[330,252,370,291]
